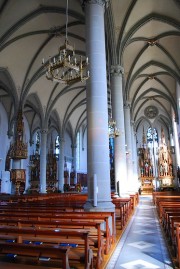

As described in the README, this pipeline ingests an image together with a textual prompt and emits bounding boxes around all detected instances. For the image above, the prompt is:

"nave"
[106,196,174,269]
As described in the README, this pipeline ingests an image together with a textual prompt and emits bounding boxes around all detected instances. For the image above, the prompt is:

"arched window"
[35,132,40,154]
[109,137,114,169]
[55,136,59,155]
[147,127,158,148]
[76,132,80,170]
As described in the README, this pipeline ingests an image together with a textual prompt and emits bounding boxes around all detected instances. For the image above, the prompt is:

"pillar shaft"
[124,102,134,191]
[58,138,65,192]
[84,0,114,211]
[131,123,138,191]
[71,144,77,184]
[40,129,47,193]
[111,65,128,196]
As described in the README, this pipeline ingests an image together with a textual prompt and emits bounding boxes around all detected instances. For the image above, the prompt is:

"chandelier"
[42,0,89,85]
[108,118,120,138]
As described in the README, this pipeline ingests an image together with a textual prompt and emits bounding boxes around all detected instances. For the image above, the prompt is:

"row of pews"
[0,192,138,269]
[153,191,180,268]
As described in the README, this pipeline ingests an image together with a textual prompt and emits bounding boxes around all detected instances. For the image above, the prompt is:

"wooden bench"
[0,242,71,269]
[154,196,180,208]
[154,193,180,267]
[152,191,180,204]
[0,218,105,268]
[175,225,180,267]
[168,216,180,251]
[0,226,93,269]
[112,198,132,229]
[0,211,115,255]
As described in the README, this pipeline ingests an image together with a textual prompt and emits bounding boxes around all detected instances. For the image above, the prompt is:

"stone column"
[131,122,139,192]
[111,65,128,196]
[58,137,65,192]
[84,0,114,211]
[124,102,134,191]
[40,129,47,193]
[71,144,77,184]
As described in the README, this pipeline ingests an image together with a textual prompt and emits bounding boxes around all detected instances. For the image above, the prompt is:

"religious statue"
[149,165,153,177]
[145,162,149,176]
[169,164,173,176]
[163,160,168,176]
[159,164,163,176]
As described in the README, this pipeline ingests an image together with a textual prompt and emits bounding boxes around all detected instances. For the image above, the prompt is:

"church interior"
[0,0,180,268]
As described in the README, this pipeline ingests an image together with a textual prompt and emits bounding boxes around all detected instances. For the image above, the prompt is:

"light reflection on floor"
[106,195,174,269]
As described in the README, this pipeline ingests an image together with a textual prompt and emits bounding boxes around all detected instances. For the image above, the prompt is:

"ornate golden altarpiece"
[9,109,27,195]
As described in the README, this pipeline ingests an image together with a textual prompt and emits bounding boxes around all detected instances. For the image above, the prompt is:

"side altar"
[157,128,174,190]
[138,146,155,194]
[138,127,175,193]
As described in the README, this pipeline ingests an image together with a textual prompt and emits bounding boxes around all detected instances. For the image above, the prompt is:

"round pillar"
[111,65,128,196]
[58,137,65,192]
[40,129,48,193]
[84,0,114,211]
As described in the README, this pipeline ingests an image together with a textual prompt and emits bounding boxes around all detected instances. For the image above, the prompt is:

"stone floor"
[106,195,175,269]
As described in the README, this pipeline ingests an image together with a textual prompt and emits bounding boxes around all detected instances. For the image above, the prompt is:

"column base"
[40,186,46,194]
[112,192,119,198]
[84,200,115,212]
[119,193,130,198]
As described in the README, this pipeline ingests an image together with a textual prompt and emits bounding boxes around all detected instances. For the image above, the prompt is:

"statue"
[169,164,173,176]
[163,160,168,176]
[149,165,153,177]
[145,162,149,176]
[160,164,163,176]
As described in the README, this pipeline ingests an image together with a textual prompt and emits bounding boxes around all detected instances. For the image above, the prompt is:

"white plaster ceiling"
[0,0,179,138]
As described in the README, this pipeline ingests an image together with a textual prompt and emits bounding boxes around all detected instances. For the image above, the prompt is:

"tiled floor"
[106,195,175,269]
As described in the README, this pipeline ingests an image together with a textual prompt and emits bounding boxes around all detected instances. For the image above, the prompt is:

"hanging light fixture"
[108,118,120,138]
[42,0,90,85]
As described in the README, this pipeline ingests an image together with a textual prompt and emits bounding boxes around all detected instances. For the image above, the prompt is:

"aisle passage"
[106,196,174,269]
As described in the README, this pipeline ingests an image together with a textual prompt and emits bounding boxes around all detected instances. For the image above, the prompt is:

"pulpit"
[10,169,26,195]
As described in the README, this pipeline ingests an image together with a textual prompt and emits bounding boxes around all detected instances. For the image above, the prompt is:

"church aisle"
[106,196,174,269]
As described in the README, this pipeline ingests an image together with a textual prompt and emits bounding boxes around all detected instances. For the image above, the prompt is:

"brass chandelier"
[42,0,89,85]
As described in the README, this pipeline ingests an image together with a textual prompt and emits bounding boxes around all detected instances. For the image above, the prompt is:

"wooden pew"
[168,216,180,249]
[112,198,132,229]
[0,242,71,269]
[154,193,180,267]
[0,226,93,269]
[175,225,180,267]
[0,218,105,268]
[154,196,180,208]
[0,210,115,255]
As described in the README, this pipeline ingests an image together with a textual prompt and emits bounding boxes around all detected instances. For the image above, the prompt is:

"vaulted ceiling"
[0,0,179,139]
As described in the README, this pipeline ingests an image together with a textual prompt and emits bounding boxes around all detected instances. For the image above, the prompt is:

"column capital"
[82,0,109,8]
[124,101,131,109]
[110,65,124,76]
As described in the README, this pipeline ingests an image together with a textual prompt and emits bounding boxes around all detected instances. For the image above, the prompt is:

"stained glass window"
[55,136,59,155]
[147,127,158,147]
[35,132,40,154]
[109,137,114,168]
